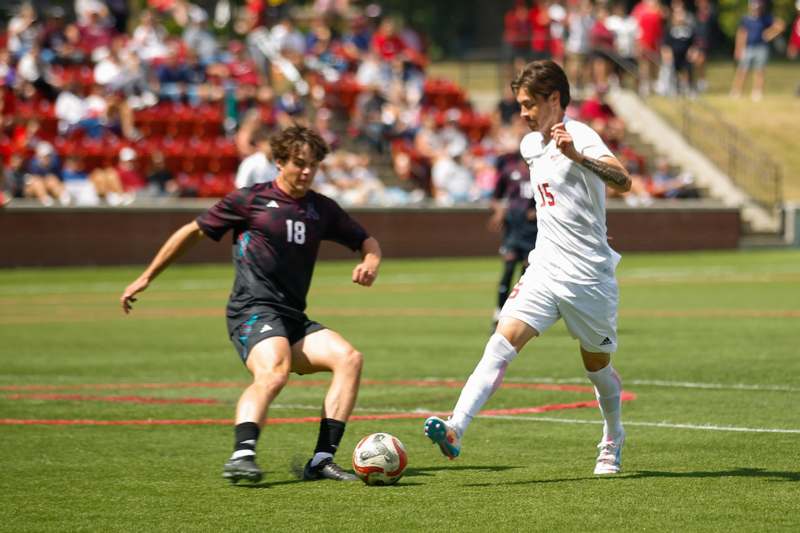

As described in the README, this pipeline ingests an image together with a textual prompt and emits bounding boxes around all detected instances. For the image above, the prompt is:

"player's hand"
[551,122,581,162]
[121,276,150,314]
[352,262,378,287]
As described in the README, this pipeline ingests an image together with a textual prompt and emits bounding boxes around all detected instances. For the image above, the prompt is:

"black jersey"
[196,181,368,327]
[493,156,536,216]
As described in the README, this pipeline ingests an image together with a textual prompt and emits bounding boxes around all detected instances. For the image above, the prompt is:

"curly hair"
[510,60,571,109]
[269,125,330,164]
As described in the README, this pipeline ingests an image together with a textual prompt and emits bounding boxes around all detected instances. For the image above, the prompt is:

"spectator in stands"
[7,3,40,59]
[692,0,718,93]
[565,0,594,91]
[548,0,567,63]
[431,151,474,206]
[503,0,531,64]
[77,8,115,59]
[94,37,155,108]
[660,0,697,96]
[26,141,70,206]
[17,43,59,100]
[89,147,141,204]
[650,157,699,199]
[730,0,785,101]
[61,155,99,205]
[439,109,469,159]
[605,2,639,85]
[391,150,430,202]
[182,6,219,66]
[75,0,110,27]
[632,0,664,96]
[529,0,552,60]
[589,3,615,91]
[146,151,178,196]
[235,127,278,188]
[371,18,406,62]
[3,153,29,203]
[129,9,169,63]
[55,82,103,138]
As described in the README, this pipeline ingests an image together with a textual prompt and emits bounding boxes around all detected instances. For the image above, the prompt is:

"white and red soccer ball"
[352,432,408,485]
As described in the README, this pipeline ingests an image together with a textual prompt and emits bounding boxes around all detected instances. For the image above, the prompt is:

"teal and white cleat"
[593,432,625,475]
[424,416,461,459]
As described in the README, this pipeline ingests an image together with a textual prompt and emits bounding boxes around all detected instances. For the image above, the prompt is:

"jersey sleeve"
[321,197,369,251]
[568,121,614,161]
[195,188,251,241]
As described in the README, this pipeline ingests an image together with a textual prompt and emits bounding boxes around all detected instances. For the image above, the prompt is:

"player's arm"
[352,236,381,287]
[551,122,631,193]
[120,221,206,313]
[763,18,786,42]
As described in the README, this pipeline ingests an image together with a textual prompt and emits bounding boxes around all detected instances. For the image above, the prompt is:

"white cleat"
[594,432,624,475]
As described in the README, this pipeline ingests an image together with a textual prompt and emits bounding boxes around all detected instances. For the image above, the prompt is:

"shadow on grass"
[624,467,800,483]
[462,467,800,487]
[404,465,519,478]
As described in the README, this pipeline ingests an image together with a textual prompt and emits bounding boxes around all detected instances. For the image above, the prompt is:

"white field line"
[498,377,800,393]
[272,403,800,434]
[484,415,800,434]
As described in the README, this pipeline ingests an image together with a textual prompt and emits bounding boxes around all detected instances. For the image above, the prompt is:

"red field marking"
[5,394,221,405]
[0,380,636,426]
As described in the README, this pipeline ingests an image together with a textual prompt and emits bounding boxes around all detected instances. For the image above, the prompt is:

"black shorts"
[229,311,325,363]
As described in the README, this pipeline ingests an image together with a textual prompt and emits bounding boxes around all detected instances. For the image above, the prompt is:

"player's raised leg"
[292,328,363,481]
[583,349,625,474]
[425,317,537,458]
[223,336,292,484]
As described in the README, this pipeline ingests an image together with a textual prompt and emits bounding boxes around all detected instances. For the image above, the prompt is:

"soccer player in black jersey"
[488,153,538,330]
[120,126,382,484]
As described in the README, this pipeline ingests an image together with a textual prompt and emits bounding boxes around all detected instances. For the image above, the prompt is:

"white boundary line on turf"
[494,377,800,393]
[484,415,800,434]
[273,404,800,434]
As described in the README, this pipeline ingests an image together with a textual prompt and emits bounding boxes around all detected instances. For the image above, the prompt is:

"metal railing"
[676,96,783,211]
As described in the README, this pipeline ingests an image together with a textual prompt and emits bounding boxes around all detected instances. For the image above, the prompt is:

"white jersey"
[520,119,620,284]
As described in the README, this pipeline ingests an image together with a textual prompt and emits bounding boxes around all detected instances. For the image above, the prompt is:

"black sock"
[498,259,517,308]
[233,422,260,457]
[314,418,346,456]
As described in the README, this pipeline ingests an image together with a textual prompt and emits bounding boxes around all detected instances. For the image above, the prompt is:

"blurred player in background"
[121,126,381,484]
[488,153,537,331]
[425,60,631,475]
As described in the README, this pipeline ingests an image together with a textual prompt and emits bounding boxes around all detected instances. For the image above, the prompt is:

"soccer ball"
[352,432,408,486]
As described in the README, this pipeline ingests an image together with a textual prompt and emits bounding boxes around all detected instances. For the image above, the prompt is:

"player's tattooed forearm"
[580,157,630,189]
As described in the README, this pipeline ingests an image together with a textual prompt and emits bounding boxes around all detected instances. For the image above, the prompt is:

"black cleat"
[223,456,263,484]
[302,458,358,481]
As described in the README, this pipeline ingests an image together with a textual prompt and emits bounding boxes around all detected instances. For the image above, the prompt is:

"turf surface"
[1,250,799,532]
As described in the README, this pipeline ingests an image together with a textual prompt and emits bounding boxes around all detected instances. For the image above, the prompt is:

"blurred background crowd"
[0,0,797,208]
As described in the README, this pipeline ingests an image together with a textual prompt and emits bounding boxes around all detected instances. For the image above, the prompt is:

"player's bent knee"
[338,348,363,375]
[486,333,519,364]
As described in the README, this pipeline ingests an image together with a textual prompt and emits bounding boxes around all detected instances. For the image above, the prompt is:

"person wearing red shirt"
[529,0,551,60]
[632,0,664,95]
[370,18,406,61]
[504,0,530,62]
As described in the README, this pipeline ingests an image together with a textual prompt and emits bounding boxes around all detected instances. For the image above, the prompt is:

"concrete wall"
[0,202,741,267]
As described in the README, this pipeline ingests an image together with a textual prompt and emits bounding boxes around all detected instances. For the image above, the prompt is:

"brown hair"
[510,60,571,109]
[270,125,330,164]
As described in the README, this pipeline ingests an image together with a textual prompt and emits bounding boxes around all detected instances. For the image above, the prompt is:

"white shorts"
[500,268,619,353]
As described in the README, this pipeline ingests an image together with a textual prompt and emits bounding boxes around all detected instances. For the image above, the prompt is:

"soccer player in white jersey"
[424,60,632,475]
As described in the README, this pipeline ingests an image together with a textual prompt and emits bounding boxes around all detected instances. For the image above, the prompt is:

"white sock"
[586,364,623,442]
[449,333,518,437]
[310,452,333,468]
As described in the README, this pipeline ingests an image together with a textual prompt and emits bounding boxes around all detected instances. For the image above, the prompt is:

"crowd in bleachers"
[0,0,742,209]
[502,0,725,96]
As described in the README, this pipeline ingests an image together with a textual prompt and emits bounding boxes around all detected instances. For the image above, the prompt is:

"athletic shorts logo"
[266,200,279,208]
[600,337,612,346]
[260,324,273,333]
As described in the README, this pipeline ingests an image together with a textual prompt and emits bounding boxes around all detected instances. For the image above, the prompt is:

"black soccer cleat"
[223,456,263,484]
[302,458,358,481]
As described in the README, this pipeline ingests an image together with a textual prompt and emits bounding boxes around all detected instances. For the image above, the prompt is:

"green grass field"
[2,251,800,532]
